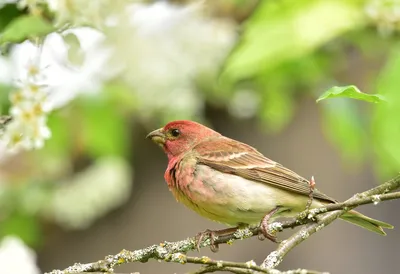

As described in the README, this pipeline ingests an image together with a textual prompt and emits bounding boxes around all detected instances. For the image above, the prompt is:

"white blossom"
[0,236,41,274]
[0,27,114,153]
[5,27,113,110]
[2,74,51,152]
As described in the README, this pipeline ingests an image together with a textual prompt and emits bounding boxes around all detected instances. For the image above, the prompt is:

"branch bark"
[189,265,326,274]
[45,174,400,274]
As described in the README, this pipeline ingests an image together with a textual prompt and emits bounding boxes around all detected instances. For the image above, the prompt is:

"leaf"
[0,4,24,34]
[317,85,386,103]
[0,15,54,44]
[221,0,365,82]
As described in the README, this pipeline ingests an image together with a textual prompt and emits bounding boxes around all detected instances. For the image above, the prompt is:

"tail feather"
[340,210,393,235]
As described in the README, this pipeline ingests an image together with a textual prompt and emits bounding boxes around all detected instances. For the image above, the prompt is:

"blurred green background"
[0,0,399,273]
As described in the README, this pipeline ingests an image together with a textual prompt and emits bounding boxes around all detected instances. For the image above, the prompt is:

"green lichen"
[201,256,211,263]
[299,229,309,239]
[171,253,187,264]
[372,195,381,205]
[263,251,282,269]
[233,227,253,239]
[315,223,325,232]
[268,222,283,233]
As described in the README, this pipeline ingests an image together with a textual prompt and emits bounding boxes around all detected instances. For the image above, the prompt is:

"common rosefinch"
[147,120,393,248]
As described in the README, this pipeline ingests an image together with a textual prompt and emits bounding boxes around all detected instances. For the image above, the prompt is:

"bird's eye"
[170,129,180,137]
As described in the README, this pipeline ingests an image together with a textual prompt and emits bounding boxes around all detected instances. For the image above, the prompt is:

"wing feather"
[194,137,336,203]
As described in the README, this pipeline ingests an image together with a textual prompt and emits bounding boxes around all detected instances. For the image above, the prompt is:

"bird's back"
[193,136,337,204]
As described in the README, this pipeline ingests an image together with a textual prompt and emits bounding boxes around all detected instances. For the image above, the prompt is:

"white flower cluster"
[1,61,51,152]
[366,0,400,35]
[0,27,111,154]
[0,236,41,274]
[109,2,237,120]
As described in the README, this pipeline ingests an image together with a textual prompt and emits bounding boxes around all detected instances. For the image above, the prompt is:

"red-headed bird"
[147,120,392,248]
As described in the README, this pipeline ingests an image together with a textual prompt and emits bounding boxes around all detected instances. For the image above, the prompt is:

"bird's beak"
[146,128,166,145]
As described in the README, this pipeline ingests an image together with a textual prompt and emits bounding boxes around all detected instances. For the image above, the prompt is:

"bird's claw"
[259,224,280,243]
[258,207,281,244]
[195,226,240,252]
[195,229,219,253]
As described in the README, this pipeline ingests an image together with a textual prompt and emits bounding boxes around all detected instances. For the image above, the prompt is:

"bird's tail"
[340,210,393,235]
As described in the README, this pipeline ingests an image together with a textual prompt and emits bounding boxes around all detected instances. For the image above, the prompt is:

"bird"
[147,120,393,250]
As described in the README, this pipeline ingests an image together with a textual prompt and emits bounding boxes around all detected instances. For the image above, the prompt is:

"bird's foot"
[259,207,281,243]
[195,229,219,252]
[195,227,238,252]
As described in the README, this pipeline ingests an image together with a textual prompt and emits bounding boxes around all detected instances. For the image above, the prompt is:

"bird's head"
[146,120,220,159]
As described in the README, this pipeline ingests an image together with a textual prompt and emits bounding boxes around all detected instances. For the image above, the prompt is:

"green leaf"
[0,4,25,34]
[0,15,54,44]
[221,0,365,82]
[317,85,386,103]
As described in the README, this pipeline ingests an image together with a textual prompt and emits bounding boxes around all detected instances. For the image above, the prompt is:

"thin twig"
[182,255,268,273]
[189,265,327,274]
[189,265,255,274]
[306,191,400,219]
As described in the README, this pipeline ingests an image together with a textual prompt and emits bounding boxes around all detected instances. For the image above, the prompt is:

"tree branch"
[305,191,400,219]
[189,264,326,274]
[183,256,269,273]
[45,174,400,274]
[261,174,400,269]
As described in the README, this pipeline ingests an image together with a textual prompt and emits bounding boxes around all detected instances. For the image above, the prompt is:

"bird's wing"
[194,137,336,203]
